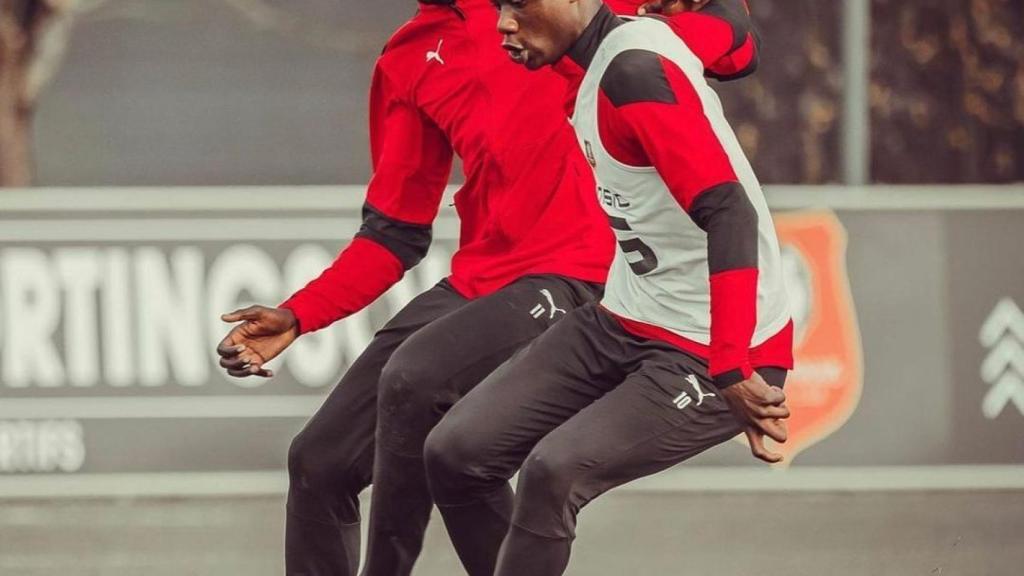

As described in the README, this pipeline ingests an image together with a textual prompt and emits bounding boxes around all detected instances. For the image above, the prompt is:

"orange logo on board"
[768,211,863,464]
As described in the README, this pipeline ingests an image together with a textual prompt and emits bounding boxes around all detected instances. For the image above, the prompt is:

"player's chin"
[523,50,553,70]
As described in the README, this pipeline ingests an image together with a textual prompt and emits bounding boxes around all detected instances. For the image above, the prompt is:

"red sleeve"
[364,60,453,226]
[605,1,759,82]
[665,0,759,81]
[604,0,644,14]
[281,59,453,334]
[598,53,758,386]
[281,238,404,334]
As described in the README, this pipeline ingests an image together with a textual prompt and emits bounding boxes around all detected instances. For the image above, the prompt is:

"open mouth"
[502,43,527,64]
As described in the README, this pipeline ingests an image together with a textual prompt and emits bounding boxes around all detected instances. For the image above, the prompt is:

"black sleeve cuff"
[713,368,747,389]
[354,202,432,270]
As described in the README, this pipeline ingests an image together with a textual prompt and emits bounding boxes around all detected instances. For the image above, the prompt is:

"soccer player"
[216,1,760,575]
[423,1,792,575]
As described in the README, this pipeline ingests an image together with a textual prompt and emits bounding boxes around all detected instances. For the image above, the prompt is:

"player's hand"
[637,0,710,16]
[216,305,299,378]
[720,372,791,464]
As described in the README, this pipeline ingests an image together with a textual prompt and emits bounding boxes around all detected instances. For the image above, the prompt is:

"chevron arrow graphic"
[979,298,1024,348]
[980,338,1024,383]
[982,372,1024,420]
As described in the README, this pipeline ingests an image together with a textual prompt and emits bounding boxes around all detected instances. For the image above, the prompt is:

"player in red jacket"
[423,1,791,575]
[216,1,759,574]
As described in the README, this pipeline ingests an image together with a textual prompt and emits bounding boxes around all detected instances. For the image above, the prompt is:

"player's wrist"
[278,299,310,336]
[711,362,753,389]
[278,307,300,336]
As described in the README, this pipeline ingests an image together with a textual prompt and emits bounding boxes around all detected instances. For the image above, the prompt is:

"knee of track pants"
[423,420,503,505]
[511,448,584,540]
[377,348,457,457]
[287,429,368,518]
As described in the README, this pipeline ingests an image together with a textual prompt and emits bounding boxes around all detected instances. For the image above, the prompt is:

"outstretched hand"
[720,372,791,463]
[637,0,711,16]
[216,305,299,378]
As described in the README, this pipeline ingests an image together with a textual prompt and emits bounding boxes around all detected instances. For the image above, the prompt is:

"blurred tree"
[0,0,377,187]
[872,0,1024,183]
[0,0,97,186]
[3,0,843,187]
[8,1,1020,186]
[716,0,843,184]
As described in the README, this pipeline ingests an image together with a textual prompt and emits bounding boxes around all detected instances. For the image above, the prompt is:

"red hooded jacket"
[283,0,760,334]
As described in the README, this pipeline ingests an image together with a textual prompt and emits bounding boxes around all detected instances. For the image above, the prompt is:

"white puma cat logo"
[426,38,445,65]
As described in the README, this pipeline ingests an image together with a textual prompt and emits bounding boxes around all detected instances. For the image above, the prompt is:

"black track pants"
[284,276,600,576]
[425,303,786,576]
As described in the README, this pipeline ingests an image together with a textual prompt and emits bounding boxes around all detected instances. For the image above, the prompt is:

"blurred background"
[1,1,1022,575]
[1,0,1022,187]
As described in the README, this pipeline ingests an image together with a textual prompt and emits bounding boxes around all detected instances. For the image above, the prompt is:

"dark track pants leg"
[361,275,599,576]
[425,304,624,575]
[285,281,466,576]
[426,305,786,576]
[493,364,747,576]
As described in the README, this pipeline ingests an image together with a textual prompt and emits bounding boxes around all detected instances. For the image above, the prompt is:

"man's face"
[494,0,583,70]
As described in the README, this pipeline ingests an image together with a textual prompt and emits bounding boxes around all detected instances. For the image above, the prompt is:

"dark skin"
[495,0,603,69]
[221,0,786,463]
[639,0,712,16]
[495,0,791,464]
[216,1,674,380]
[218,0,708,377]
[216,305,298,378]
[495,0,710,69]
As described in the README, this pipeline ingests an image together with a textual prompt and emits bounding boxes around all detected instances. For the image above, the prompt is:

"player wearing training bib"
[214,1,760,575]
[424,1,794,575]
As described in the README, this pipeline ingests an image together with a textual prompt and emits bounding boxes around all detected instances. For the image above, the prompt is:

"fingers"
[219,347,269,371]
[745,428,784,464]
[753,383,789,440]
[753,403,791,420]
[723,381,790,421]
[637,1,663,15]
[226,365,274,379]
[216,338,246,359]
[750,382,788,420]
[759,385,787,406]
[219,354,250,371]
[760,417,789,443]
[216,337,274,378]
[221,305,263,323]
[224,350,273,378]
